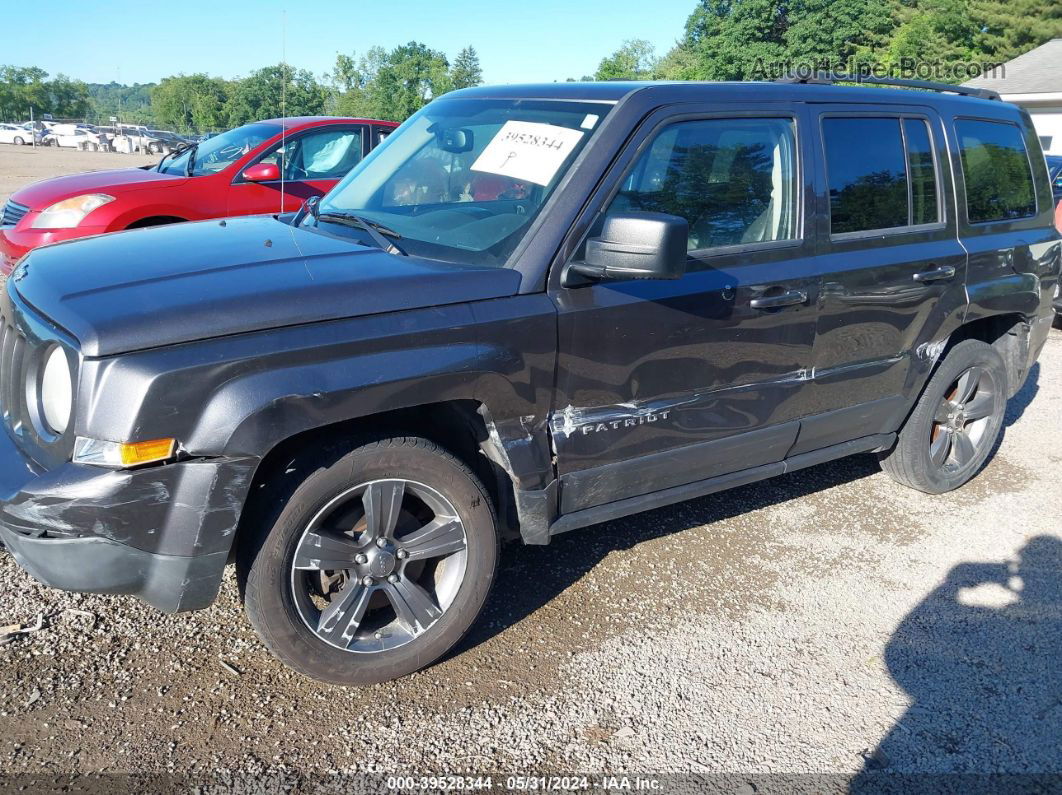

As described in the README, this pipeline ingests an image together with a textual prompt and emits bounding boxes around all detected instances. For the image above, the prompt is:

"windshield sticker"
[581,114,600,130]
[470,121,584,186]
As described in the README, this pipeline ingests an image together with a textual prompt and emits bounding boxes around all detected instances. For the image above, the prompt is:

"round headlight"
[40,346,73,435]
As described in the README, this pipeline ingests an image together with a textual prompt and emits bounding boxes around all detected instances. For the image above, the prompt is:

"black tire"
[13,136,24,146]
[879,339,1007,494]
[240,436,498,686]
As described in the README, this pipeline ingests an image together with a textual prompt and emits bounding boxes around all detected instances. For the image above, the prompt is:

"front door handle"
[913,265,956,282]
[750,289,808,310]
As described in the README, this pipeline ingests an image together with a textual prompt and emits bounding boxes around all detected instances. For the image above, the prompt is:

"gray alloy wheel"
[13,136,23,146]
[289,478,468,653]
[929,365,999,471]
[879,339,1007,494]
[241,436,498,685]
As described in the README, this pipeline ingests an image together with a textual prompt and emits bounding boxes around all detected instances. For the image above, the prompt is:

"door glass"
[606,117,798,252]
[956,119,1037,223]
[259,128,365,181]
[904,119,939,225]
[824,117,908,234]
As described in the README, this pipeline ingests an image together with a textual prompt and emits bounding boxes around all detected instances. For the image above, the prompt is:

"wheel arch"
[125,215,189,230]
[944,312,1031,397]
[231,400,524,566]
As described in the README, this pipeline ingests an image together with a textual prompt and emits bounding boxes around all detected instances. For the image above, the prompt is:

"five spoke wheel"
[929,365,998,470]
[290,479,468,653]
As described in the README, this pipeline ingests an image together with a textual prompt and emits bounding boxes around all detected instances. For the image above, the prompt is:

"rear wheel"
[13,136,24,146]
[240,436,498,685]
[880,339,1007,494]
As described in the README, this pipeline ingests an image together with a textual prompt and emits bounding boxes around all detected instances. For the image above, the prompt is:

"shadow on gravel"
[459,451,881,656]
[852,536,1062,791]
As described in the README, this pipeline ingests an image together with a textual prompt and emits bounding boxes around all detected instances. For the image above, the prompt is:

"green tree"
[331,47,388,117]
[366,42,450,122]
[595,39,658,80]
[152,74,230,132]
[48,74,90,118]
[87,82,156,125]
[670,0,791,80]
[0,65,49,120]
[449,46,483,90]
[969,0,1062,64]
[784,0,893,69]
[227,64,329,126]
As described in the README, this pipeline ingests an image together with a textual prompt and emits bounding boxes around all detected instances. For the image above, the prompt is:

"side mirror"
[566,212,688,285]
[241,162,280,182]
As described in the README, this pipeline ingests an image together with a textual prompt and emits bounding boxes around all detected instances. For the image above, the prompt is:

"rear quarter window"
[956,119,1037,224]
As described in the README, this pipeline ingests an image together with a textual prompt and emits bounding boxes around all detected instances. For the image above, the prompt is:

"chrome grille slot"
[1,200,29,227]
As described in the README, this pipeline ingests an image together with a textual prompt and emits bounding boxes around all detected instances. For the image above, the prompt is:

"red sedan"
[0,116,397,275]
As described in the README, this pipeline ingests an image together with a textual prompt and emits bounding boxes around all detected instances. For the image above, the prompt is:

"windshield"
[159,122,282,176]
[315,98,611,266]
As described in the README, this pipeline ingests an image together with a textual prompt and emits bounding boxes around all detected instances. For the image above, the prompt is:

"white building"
[965,39,1062,156]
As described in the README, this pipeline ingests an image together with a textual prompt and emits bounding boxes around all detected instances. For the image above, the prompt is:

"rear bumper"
[0,423,256,613]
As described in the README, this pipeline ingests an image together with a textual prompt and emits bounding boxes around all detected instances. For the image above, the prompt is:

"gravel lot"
[0,147,1060,789]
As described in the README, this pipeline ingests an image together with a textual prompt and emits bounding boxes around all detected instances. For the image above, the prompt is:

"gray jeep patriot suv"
[1,77,1059,685]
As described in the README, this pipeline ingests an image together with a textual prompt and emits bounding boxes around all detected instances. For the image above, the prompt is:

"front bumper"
[0,425,256,613]
[0,524,227,613]
[0,224,109,276]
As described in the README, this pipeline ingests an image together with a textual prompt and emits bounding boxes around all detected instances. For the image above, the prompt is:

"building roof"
[965,39,1062,95]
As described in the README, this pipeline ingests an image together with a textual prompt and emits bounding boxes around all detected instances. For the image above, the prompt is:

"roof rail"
[776,71,1002,101]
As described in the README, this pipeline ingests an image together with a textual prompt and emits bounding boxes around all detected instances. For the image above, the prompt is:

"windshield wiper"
[184,142,200,177]
[156,141,193,172]
[315,211,406,256]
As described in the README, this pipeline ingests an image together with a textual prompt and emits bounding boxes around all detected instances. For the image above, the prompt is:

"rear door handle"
[750,289,808,310]
[913,265,956,282]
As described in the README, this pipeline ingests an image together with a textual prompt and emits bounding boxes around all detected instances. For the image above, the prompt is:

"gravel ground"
[0,150,1059,788]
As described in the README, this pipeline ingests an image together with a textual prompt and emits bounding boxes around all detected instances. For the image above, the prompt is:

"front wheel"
[13,136,24,146]
[240,436,498,685]
[880,339,1007,494]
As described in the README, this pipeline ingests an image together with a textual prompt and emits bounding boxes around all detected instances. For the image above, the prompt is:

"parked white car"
[0,124,34,145]
[45,125,102,150]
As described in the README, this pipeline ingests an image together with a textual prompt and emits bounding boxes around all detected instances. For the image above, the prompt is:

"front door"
[228,125,367,216]
[550,105,822,514]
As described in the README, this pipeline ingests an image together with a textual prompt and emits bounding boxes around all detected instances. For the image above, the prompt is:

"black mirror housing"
[432,125,474,153]
[567,212,688,284]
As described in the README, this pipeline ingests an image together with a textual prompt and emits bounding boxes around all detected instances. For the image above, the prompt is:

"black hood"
[12,216,522,357]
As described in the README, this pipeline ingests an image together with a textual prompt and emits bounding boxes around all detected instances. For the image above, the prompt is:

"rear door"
[951,114,1059,382]
[549,103,823,514]
[797,105,968,454]
[228,124,367,215]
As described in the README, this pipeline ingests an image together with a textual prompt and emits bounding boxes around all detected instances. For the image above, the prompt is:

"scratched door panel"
[552,257,819,478]
[549,105,822,494]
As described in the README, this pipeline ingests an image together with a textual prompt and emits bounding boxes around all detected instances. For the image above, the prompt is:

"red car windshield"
[158,122,282,177]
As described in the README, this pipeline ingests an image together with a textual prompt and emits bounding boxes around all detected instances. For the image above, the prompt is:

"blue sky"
[8,0,696,86]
